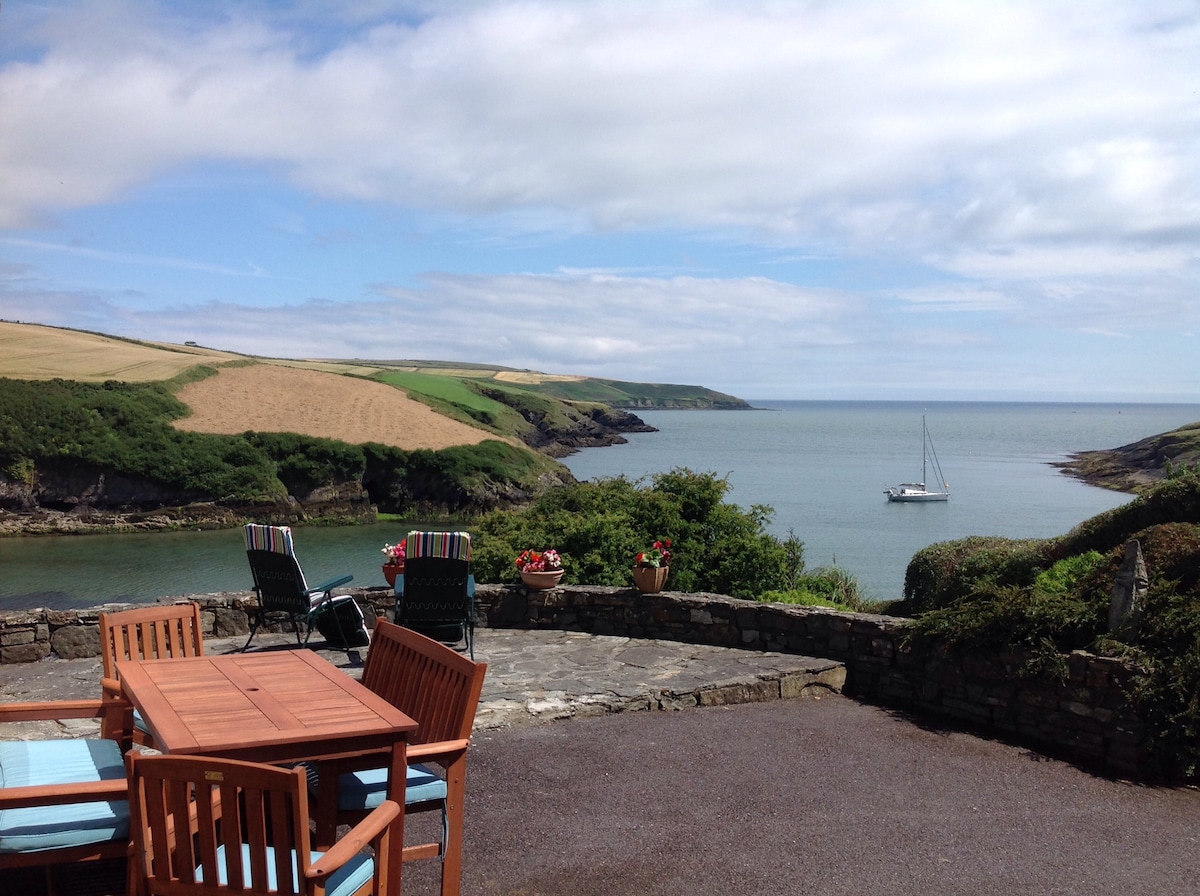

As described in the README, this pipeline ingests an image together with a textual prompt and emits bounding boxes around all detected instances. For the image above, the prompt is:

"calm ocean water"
[560,401,1200,602]
[2,401,1198,609]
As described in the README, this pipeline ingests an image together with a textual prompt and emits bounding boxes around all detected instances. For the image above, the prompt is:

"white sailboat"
[886,416,949,502]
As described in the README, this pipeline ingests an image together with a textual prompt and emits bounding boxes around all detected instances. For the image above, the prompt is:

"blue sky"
[1,1,1197,401]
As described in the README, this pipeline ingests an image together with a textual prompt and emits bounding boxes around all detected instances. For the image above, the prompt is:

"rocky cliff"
[1054,421,1200,493]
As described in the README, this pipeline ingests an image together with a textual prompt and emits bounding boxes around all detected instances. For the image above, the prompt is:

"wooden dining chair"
[0,697,133,893]
[126,752,403,896]
[99,602,205,749]
[310,621,487,896]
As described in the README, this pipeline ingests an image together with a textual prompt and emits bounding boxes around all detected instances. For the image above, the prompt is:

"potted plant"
[381,539,406,587]
[632,539,672,593]
[515,548,564,590]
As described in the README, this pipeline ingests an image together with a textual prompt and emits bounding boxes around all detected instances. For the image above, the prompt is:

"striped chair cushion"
[243,523,296,556]
[406,531,472,562]
[244,523,312,594]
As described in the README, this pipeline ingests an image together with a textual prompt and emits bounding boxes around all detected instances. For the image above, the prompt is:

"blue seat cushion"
[202,843,373,896]
[306,762,447,812]
[0,739,130,854]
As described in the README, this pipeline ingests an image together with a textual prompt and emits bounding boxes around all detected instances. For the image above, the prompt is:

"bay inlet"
[2,400,1198,610]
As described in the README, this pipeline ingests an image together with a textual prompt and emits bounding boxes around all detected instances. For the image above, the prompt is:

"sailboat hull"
[886,484,949,502]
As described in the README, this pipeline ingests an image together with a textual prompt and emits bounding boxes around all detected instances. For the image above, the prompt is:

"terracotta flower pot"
[520,569,564,590]
[382,563,404,588]
[631,565,669,594]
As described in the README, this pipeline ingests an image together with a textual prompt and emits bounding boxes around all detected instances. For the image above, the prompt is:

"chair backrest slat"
[99,603,204,681]
[361,620,486,746]
[129,753,312,895]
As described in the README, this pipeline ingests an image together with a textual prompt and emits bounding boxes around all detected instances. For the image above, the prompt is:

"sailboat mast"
[921,415,928,486]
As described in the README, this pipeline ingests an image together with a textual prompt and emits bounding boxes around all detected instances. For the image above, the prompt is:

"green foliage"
[1165,460,1200,480]
[898,477,1200,619]
[0,376,282,499]
[0,375,560,514]
[903,584,1106,679]
[472,468,793,596]
[1056,473,1200,557]
[1119,583,1200,777]
[896,535,1049,616]
[1034,550,1105,594]
[407,440,550,487]
[761,566,878,613]
[895,475,1200,778]
[246,432,366,495]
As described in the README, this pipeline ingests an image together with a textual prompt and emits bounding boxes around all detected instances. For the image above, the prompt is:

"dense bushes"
[0,376,281,500]
[471,469,809,598]
[1122,583,1200,776]
[0,375,561,515]
[900,472,1200,778]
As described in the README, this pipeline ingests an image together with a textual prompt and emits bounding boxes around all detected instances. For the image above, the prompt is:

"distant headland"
[0,321,748,535]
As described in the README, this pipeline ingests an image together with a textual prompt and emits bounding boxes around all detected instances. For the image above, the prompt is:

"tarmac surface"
[3,628,1200,895]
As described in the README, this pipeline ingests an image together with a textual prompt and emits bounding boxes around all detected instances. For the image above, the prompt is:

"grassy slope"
[0,321,745,408]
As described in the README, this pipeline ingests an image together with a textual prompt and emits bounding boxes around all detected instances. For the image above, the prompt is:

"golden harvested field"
[494,371,586,384]
[0,321,242,381]
[174,364,492,450]
[1,322,494,450]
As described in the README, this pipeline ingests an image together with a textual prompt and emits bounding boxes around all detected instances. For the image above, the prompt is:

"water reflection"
[0,521,424,611]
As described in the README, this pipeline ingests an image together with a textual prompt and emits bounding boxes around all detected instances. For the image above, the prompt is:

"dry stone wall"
[0,584,1151,777]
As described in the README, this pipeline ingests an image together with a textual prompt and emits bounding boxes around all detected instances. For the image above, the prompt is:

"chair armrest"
[307,799,402,879]
[307,573,354,597]
[1,696,135,747]
[406,739,470,762]
[0,778,128,811]
[0,699,111,722]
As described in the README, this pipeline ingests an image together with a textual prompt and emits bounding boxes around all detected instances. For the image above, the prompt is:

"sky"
[1,1,1197,402]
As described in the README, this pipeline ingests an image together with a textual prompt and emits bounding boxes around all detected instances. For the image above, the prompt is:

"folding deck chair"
[241,523,365,655]
[394,531,475,659]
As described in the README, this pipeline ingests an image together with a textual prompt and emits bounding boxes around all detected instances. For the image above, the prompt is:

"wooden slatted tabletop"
[115,650,416,763]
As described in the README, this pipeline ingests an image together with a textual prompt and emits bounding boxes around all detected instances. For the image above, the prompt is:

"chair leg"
[241,613,262,652]
[440,775,466,896]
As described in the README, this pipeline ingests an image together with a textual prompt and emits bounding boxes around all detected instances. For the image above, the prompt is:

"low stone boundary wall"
[0,584,1151,777]
[490,586,1151,777]
[0,589,397,663]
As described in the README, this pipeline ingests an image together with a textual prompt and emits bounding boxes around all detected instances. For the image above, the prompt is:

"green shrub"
[1034,550,1105,594]
[896,535,1049,616]
[894,475,1200,777]
[1056,471,1200,557]
[472,469,793,596]
[247,432,366,495]
[1120,583,1200,777]
[902,583,1106,672]
[761,566,876,613]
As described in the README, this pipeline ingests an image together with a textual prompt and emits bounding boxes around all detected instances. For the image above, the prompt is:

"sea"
[2,400,1198,611]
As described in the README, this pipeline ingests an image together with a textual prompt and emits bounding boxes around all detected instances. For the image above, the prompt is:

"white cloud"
[3,1,1196,250]
[1,1,1197,401]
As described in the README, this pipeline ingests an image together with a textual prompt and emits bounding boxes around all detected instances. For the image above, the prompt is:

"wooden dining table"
[116,649,417,887]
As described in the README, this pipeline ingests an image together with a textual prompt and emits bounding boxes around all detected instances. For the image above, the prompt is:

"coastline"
[0,434,1159,538]
[1054,420,1200,494]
